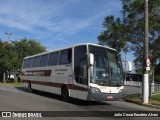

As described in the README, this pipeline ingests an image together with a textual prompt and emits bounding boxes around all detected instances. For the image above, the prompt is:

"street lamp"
[5,32,12,41]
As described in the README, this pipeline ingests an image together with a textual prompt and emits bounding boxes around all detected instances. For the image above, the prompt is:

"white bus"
[21,43,132,101]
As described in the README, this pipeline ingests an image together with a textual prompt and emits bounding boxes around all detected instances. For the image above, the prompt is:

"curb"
[124,99,160,109]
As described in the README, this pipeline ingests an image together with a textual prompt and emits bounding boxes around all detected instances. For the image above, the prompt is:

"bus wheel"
[61,87,69,102]
[28,82,32,93]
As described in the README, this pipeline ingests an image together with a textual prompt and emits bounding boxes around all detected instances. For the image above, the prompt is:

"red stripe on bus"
[22,80,88,91]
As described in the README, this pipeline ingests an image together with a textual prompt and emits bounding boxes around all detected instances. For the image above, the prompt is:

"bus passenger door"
[74,46,88,100]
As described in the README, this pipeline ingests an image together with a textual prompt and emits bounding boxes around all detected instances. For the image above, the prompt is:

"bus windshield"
[89,45,123,87]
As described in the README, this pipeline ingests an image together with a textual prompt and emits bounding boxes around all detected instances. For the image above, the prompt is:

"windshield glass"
[89,45,123,86]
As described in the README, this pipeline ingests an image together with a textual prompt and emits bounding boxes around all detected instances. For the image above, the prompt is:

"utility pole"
[142,0,150,104]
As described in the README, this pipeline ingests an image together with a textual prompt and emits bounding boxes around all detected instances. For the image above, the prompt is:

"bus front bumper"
[87,89,123,101]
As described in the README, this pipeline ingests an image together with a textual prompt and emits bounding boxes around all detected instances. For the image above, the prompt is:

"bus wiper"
[95,79,106,86]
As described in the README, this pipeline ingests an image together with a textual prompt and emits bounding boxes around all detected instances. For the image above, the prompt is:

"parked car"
[7,72,15,80]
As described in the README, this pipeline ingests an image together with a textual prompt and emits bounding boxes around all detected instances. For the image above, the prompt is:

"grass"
[0,81,21,86]
[125,94,141,100]
[151,94,160,101]
[125,93,160,105]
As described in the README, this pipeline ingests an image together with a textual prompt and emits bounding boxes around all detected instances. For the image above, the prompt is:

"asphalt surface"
[0,84,159,120]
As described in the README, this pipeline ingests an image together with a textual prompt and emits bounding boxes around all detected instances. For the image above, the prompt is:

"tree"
[0,38,46,81]
[122,0,160,73]
[0,40,19,82]
[0,41,18,71]
[98,16,127,52]
[11,38,46,69]
[98,0,160,73]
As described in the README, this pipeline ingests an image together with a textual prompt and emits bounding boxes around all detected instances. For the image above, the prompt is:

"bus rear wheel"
[61,87,69,102]
[28,82,32,93]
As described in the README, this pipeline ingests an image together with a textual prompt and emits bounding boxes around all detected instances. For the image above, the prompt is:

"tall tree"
[98,16,127,52]
[0,41,19,72]
[11,38,46,69]
[122,0,160,73]
[98,0,160,73]
[0,38,46,81]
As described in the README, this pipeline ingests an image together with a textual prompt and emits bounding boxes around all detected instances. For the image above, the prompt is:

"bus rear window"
[23,59,28,68]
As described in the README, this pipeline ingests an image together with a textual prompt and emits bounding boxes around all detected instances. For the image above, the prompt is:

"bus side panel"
[31,83,60,95]
[69,89,77,98]
[77,90,88,100]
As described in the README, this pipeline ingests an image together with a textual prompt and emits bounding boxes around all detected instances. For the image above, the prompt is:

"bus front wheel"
[61,87,69,102]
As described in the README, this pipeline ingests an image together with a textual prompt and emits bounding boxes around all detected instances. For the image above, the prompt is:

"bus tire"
[61,87,69,102]
[28,82,32,93]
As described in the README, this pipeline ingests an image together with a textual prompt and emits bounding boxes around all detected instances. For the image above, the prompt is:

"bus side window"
[48,52,59,66]
[27,58,34,68]
[68,49,72,64]
[59,49,72,65]
[23,59,28,68]
[33,56,40,67]
[39,54,49,67]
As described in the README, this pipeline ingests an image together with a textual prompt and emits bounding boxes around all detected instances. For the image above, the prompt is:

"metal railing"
[124,81,142,87]
[150,82,160,94]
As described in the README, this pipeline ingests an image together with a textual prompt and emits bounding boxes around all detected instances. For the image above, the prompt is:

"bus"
[21,43,132,101]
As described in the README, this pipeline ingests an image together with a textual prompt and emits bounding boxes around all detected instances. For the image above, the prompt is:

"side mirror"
[122,61,132,72]
[88,53,94,66]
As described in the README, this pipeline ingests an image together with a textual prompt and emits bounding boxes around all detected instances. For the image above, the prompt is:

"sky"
[0,0,122,49]
[0,0,134,70]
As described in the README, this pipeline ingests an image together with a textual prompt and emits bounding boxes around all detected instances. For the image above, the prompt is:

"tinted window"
[59,49,72,65]
[74,45,87,85]
[48,52,59,66]
[23,59,28,68]
[39,54,49,67]
[33,56,40,67]
[27,58,33,68]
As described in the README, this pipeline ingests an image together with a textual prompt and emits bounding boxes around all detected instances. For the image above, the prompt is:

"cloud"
[0,0,122,51]
[0,0,122,34]
[0,0,77,32]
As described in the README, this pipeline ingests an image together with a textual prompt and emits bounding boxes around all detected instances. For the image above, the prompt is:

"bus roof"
[24,43,117,59]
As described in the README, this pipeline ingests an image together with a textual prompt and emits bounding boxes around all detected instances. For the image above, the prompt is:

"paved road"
[0,84,159,120]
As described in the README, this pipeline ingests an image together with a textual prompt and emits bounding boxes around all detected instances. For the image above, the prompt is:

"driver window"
[94,54,109,80]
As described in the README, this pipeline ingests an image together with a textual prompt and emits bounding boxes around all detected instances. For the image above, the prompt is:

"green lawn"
[0,81,21,86]
[125,94,141,100]
[151,94,160,101]
[125,93,160,105]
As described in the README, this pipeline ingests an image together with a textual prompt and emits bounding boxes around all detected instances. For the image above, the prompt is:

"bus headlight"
[90,87,100,93]
[119,89,124,93]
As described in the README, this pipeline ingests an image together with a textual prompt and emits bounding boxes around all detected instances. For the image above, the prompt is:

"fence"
[124,81,141,87]
[150,82,160,94]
